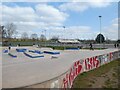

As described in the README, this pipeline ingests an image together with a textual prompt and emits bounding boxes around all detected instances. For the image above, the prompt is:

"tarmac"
[1,46,119,88]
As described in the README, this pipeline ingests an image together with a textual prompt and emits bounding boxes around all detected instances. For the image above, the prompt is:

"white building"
[58,39,81,44]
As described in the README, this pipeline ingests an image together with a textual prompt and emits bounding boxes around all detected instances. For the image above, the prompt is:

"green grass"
[46,46,107,50]
[72,59,120,88]
[82,48,107,50]
[47,46,79,50]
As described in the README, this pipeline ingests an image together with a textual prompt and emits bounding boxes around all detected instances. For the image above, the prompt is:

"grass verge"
[72,59,120,88]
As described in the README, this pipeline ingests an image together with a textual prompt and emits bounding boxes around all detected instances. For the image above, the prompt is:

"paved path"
[2,47,119,88]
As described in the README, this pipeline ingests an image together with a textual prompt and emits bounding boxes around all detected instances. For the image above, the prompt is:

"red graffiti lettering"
[63,74,69,89]
[74,61,82,75]
[62,60,83,88]
[85,56,99,71]
[110,52,113,60]
[94,56,99,68]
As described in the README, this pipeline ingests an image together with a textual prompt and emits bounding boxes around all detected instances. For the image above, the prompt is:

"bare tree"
[5,23,17,39]
[0,25,2,40]
[0,25,7,38]
[31,33,38,40]
[40,34,46,41]
[0,25,3,38]
[21,32,29,40]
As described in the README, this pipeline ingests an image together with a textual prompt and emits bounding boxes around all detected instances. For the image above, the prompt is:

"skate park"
[2,46,120,88]
[1,0,120,89]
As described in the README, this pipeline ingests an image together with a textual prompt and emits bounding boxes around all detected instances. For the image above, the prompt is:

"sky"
[0,0,119,40]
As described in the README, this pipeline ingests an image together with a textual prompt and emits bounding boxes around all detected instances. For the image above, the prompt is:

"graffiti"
[85,56,100,71]
[62,51,119,89]
[101,54,109,64]
[112,52,118,60]
[98,52,114,65]
[117,51,120,58]
[62,60,83,89]
[109,52,113,61]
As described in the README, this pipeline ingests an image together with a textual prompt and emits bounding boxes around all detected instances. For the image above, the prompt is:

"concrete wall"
[26,50,120,89]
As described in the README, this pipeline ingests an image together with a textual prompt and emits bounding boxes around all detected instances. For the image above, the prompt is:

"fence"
[2,41,117,49]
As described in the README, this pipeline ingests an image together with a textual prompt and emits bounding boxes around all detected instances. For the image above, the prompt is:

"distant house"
[58,39,81,44]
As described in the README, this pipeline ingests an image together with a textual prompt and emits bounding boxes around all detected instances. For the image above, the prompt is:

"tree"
[0,25,3,38]
[21,32,29,40]
[40,34,46,41]
[30,33,38,40]
[5,23,17,39]
[0,25,7,38]
[117,39,120,43]
[51,36,59,41]
[0,26,2,40]
[95,33,105,43]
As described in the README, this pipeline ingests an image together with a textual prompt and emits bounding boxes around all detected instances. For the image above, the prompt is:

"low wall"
[26,50,120,89]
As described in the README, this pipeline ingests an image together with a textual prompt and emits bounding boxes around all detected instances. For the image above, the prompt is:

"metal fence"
[2,41,118,49]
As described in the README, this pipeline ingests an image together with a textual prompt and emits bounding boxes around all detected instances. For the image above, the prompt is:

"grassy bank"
[72,59,120,88]
[47,46,106,50]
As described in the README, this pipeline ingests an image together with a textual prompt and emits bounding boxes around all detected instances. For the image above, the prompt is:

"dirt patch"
[91,67,118,88]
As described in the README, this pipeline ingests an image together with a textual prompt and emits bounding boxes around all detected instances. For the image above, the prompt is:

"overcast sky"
[0,0,119,40]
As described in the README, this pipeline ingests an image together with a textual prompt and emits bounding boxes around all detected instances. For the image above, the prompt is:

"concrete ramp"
[40,47,53,52]
[44,51,60,55]
[8,53,17,58]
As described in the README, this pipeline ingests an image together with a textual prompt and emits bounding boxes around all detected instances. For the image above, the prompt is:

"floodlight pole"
[44,30,46,47]
[99,16,102,49]
[63,26,65,50]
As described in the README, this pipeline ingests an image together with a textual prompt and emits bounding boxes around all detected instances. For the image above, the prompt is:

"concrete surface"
[1,46,119,88]
[0,47,2,89]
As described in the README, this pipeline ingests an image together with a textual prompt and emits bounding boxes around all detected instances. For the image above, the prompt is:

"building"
[58,39,81,44]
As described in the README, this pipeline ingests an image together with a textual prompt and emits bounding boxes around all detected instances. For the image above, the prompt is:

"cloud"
[2,4,68,24]
[2,3,69,38]
[66,26,91,33]
[59,2,89,12]
[2,0,119,2]
[35,4,68,24]
[103,18,118,40]
[64,26,93,39]
[2,5,38,22]
[1,2,118,40]
[0,3,2,25]
[44,25,94,39]
[59,1,112,12]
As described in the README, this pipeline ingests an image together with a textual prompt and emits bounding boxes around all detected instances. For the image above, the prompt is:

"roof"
[58,39,80,43]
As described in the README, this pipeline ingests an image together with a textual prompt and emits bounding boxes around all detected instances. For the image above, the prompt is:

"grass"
[72,59,120,88]
[47,46,79,50]
[82,48,107,50]
[46,46,107,50]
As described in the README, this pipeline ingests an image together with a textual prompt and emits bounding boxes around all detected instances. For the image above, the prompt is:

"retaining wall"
[26,50,120,89]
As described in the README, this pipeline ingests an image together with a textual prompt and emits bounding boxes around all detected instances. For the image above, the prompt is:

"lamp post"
[63,26,65,50]
[44,30,46,47]
[99,16,102,49]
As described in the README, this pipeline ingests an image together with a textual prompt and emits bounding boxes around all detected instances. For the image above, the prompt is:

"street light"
[99,16,102,49]
[44,30,46,47]
[63,26,65,50]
